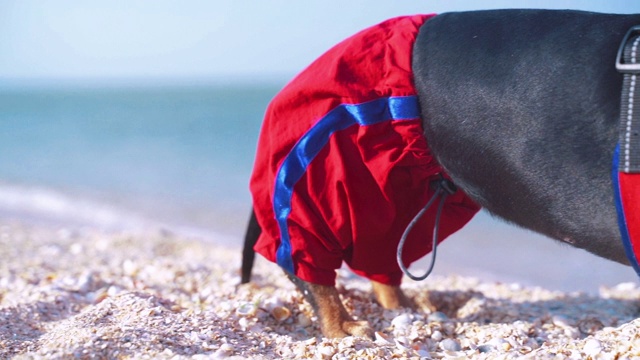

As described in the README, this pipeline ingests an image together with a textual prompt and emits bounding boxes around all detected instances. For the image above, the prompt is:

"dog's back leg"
[240,208,261,284]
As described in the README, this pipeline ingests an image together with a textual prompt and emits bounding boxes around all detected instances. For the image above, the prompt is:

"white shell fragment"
[374,331,391,345]
[391,313,412,330]
[583,339,603,357]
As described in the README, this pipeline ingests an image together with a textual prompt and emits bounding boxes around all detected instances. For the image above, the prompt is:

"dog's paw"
[321,319,373,338]
[342,320,374,338]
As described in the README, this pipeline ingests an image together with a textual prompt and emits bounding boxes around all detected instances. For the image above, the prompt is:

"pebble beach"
[2,220,640,360]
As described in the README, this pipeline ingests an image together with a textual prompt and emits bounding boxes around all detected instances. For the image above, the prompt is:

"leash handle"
[396,178,455,281]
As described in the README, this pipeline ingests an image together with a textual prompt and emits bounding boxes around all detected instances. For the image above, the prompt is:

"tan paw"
[342,320,374,338]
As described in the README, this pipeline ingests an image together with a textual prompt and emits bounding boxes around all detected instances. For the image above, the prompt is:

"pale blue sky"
[1,1,639,84]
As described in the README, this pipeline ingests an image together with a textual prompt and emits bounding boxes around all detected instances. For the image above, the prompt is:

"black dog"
[242,9,640,338]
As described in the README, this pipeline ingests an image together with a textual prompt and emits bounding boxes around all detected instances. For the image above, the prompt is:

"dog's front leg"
[285,272,373,338]
[307,282,374,338]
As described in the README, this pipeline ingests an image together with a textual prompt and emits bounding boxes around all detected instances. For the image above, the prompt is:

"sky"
[1,1,640,84]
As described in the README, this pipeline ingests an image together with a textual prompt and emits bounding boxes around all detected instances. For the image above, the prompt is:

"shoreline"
[1,180,637,296]
[1,219,640,359]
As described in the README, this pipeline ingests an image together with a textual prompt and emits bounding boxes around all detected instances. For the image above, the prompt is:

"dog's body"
[242,9,640,338]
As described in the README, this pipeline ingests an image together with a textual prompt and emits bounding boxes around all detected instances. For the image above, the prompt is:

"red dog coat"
[250,14,480,286]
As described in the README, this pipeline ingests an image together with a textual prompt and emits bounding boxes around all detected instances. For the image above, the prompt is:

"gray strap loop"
[396,178,455,281]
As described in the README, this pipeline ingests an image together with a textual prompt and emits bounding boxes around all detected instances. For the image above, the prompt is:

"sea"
[0,80,637,294]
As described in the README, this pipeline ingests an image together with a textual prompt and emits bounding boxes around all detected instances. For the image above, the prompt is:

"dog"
[241,9,640,338]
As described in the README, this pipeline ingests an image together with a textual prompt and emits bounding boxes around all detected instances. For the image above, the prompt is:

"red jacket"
[250,14,479,286]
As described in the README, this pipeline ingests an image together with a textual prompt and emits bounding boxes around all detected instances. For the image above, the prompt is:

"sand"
[1,220,640,359]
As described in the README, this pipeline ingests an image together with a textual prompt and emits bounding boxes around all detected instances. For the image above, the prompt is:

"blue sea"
[0,81,637,293]
[0,82,273,237]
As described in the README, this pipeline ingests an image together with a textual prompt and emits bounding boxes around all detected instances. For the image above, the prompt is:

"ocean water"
[0,83,274,236]
[0,82,637,293]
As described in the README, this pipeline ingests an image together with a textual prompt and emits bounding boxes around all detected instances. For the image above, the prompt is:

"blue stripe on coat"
[273,95,421,273]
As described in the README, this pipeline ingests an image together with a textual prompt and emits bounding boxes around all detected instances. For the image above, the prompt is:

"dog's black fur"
[414,9,640,265]
[240,9,640,335]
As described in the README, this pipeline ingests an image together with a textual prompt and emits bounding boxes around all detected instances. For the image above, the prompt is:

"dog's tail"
[240,208,261,284]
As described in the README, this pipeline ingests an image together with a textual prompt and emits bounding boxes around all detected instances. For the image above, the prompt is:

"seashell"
[577,317,604,335]
[297,313,311,327]
[518,346,533,354]
[214,343,234,357]
[501,342,512,351]
[70,243,84,255]
[416,348,431,358]
[440,338,462,352]
[235,302,257,317]
[394,337,410,350]
[564,327,580,339]
[122,259,138,276]
[238,317,250,331]
[262,297,284,311]
[552,314,574,328]
[374,331,392,345]
[477,344,495,353]
[87,287,108,304]
[583,339,603,357]
[338,336,355,350]
[316,344,335,359]
[408,329,421,341]
[442,351,467,359]
[428,311,449,322]
[107,285,123,297]
[391,313,413,330]
[459,337,476,350]
[486,338,509,351]
[431,330,443,341]
[270,306,291,321]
